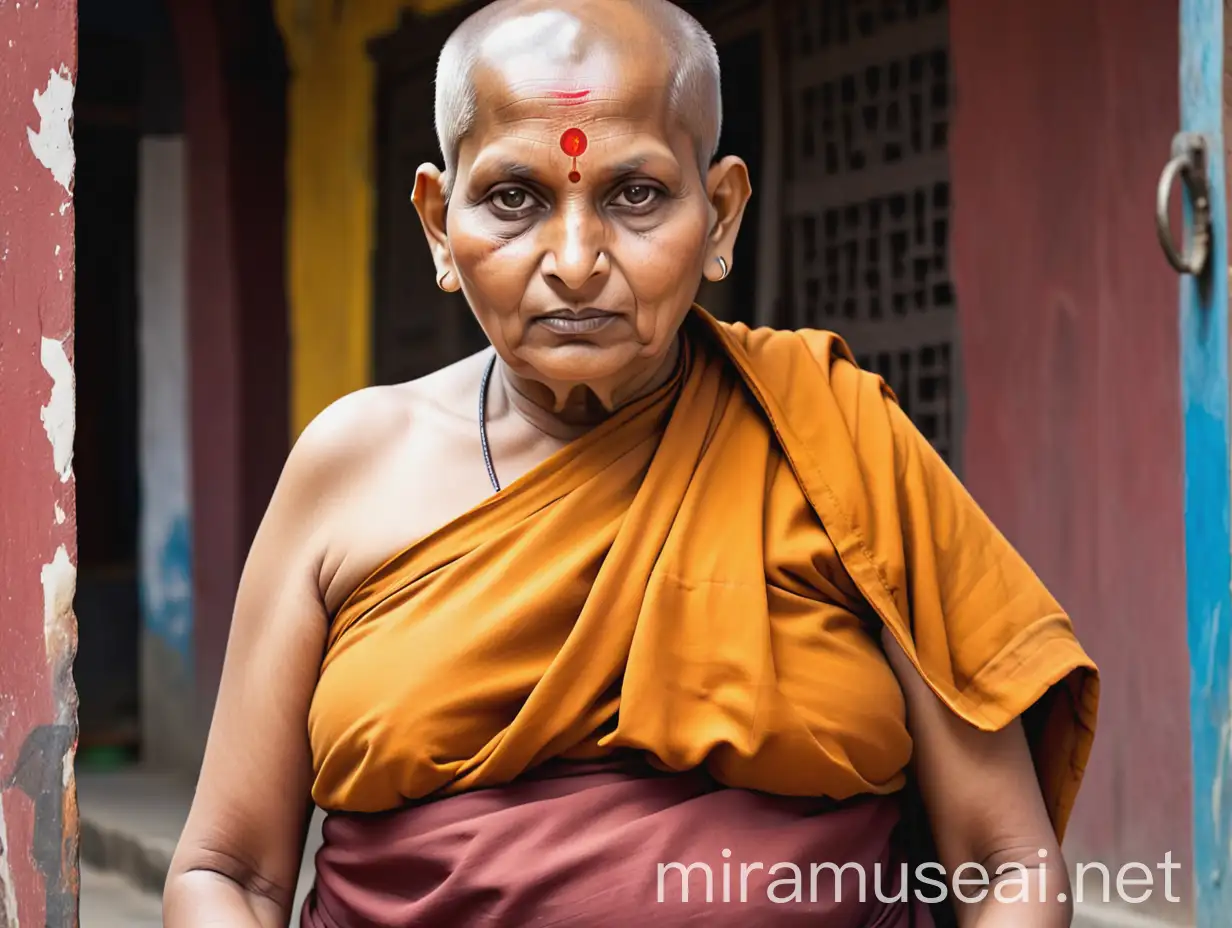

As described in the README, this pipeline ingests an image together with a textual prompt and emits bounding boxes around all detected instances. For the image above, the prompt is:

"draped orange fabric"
[308,307,1099,840]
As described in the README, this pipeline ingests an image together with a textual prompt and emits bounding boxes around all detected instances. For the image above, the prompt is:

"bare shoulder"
[289,352,487,472]
[288,384,416,481]
[282,353,495,611]
[237,383,418,602]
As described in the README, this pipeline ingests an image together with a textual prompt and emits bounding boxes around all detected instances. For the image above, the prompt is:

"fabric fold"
[308,306,1099,844]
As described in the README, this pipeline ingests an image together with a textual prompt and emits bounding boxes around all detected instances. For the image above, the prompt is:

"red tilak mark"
[546,89,591,106]
[560,127,588,157]
[560,128,588,184]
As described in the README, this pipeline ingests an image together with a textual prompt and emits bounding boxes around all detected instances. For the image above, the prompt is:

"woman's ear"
[411,164,459,291]
[702,155,752,282]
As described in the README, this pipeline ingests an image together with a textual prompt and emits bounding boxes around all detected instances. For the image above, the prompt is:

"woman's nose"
[541,205,606,291]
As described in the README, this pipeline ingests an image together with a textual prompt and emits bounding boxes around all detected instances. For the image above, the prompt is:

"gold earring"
[436,269,450,291]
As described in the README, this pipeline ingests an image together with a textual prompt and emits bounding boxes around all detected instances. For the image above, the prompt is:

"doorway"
[73,20,143,760]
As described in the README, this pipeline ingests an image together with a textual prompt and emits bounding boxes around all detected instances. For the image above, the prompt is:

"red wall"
[0,1,80,924]
[167,0,289,718]
[949,0,1189,915]
[168,0,244,722]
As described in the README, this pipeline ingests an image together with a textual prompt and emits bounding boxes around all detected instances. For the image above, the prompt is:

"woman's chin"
[513,341,645,386]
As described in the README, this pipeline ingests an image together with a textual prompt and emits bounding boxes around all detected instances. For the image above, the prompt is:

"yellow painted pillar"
[274,0,463,436]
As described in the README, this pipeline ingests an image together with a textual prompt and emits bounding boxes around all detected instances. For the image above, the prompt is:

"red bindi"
[560,127,588,157]
[560,127,588,183]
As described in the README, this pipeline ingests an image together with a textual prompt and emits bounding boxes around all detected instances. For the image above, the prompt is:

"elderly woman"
[164,0,1098,925]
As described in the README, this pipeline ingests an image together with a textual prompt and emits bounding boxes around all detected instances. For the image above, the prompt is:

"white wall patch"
[26,65,75,192]
[41,544,76,664]
[0,794,20,927]
[39,337,74,482]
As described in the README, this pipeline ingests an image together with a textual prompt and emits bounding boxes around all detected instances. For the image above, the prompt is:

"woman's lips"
[535,309,619,335]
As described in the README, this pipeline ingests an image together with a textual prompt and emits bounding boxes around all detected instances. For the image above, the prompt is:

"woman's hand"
[881,628,1073,928]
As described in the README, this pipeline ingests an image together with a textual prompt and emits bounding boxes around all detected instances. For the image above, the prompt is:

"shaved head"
[434,0,722,193]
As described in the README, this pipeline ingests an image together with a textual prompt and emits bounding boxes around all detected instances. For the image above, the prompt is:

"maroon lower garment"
[301,755,937,927]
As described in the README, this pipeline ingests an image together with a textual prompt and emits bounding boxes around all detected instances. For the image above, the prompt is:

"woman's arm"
[163,404,363,927]
[881,629,1072,928]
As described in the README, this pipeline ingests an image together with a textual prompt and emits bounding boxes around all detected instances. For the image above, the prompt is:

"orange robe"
[308,307,1098,841]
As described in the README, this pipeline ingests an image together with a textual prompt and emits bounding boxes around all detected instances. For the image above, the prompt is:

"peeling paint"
[1208,603,1222,699]
[5,726,76,926]
[1214,610,1232,852]
[0,795,19,927]
[32,545,80,928]
[40,546,74,682]
[1217,704,1231,843]
[25,66,74,192]
[53,504,63,525]
[38,338,73,483]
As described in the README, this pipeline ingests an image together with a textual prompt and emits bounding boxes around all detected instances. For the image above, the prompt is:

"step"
[80,864,163,928]
[76,768,324,915]
[77,770,187,897]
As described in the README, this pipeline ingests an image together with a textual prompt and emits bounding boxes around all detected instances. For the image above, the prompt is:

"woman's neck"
[495,336,682,442]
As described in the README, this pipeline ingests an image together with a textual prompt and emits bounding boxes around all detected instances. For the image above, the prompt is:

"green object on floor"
[77,746,136,772]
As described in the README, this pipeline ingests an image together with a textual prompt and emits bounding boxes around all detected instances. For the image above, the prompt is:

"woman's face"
[413,12,750,407]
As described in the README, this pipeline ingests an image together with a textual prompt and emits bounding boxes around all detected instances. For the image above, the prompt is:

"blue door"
[1173,2,1232,924]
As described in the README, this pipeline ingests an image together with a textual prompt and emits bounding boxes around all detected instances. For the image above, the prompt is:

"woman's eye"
[492,188,532,212]
[615,185,657,208]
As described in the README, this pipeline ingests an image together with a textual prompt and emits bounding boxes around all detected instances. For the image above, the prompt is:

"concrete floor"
[80,865,163,928]
[76,768,325,926]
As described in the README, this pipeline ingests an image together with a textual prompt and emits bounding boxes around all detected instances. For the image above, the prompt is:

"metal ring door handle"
[1156,133,1211,277]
